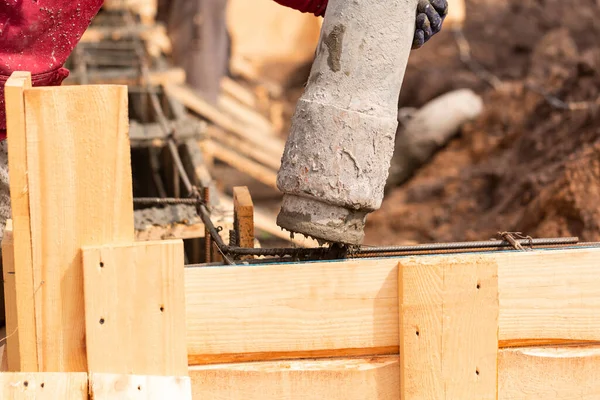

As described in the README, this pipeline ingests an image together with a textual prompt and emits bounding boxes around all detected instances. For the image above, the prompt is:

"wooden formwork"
[2,73,600,399]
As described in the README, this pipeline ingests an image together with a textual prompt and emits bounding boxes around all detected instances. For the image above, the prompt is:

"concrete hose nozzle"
[276,0,419,245]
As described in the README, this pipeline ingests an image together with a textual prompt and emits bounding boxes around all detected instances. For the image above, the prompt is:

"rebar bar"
[110,9,584,264]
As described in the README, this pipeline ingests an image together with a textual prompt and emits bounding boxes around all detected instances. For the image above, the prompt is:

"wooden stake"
[233,186,254,250]
[398,255,499,399]
[19,81,134,371]
[81,240,187,376]
[5,72,38,372]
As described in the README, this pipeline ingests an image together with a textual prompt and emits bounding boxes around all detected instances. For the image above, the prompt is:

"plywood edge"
[499,345,600,399]
[189,356,399,400]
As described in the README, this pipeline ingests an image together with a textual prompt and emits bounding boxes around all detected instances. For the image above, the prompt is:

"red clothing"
[273,0,327,17]
[0,0,103,140]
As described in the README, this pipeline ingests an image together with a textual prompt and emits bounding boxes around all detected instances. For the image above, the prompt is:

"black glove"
[413,0,448,49]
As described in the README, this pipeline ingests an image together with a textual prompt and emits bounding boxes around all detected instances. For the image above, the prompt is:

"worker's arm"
[0,0,104,140]
[273,0,447,49]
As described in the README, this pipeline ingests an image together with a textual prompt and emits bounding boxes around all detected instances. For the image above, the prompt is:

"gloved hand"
[0,0,104,140]
[273,0,447,49]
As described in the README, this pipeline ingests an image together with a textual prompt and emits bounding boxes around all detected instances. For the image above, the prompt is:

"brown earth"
[363,0,600,245]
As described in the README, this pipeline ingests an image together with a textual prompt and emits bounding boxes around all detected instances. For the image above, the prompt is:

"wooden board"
[22,84,134,371]
[4,72,38,372]
[498,249,600,346]
[202,140,278,189]
[82,240,187,376]
[164,83,285,156]
[0,372,88,399]
[189,356,399,400]
[184,247,600,365]
[185,257,399,365]
[398,256,498,399]
[89,373,192,400]
[233,186,254,249]
[499,346,600,399]
[1,222,19,372]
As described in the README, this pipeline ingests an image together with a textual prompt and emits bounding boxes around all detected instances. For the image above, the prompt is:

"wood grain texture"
[498,249,600,344]
[399,255,498,399]
[5,72,38,372]
[184,247,600,365]
[185,257,399,365]
[499,346,600,399]
[233,186,254,250]
[1,222,19,371]
[190,356,399,400]
[23,85,134,371]
[89,373,192,400]
[0,372,87,399]
[82,240,187,376]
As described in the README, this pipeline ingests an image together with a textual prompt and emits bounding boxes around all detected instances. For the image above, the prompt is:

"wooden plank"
[23,84,134,371]
[0,372,88,399]
[398,255,498,399]
[185,257,399,365]
[0,327,7,372]
[498,249,600,346]
[5,72,37,372]
[221,77,257,108]
[184,248,600,365]
[89,373,192,400]
[82,240,187,376]
[203,140,278,189]
[233,186,254,250]
[1,221,19,371]
[206,125,281,170]
[499,346,600,399]
[164,83,284,156]
[189,356,399,400]
[218,94,274,135]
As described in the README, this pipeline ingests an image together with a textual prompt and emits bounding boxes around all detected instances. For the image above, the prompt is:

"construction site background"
[99,0,600,248]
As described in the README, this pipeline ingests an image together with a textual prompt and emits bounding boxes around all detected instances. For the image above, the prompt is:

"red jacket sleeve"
[272,0,327,17]
[0,0,104,138]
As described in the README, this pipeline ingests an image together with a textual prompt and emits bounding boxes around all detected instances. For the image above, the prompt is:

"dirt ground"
[360,0,600,245]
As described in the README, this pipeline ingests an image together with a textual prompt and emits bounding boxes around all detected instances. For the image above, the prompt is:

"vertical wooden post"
[5,72,38,372]
[5,72,135,372]
[398,255,499,399]
[233,186,254,252]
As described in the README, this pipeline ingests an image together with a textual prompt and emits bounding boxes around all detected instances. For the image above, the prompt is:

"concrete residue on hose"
[322,24,346,72]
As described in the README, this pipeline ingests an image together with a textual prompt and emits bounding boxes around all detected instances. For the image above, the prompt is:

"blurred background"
[68,0,600,258]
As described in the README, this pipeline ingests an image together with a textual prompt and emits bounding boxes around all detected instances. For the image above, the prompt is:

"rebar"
[107,9,584,264]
